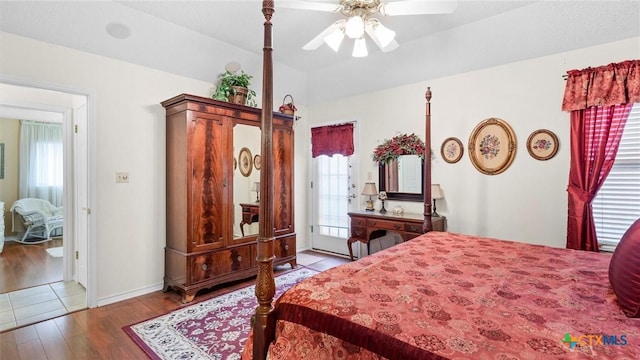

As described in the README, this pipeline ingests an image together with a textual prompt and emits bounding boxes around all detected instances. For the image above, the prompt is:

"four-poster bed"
[248,2,640,359]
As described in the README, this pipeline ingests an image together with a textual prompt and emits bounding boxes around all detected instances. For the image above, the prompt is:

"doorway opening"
[0,77,95,331]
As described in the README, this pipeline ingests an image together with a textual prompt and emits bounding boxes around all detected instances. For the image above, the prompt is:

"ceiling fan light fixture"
[345,15,365,39]
[324,28,345,52]
[372,21,395,48]
[352,37,368,57]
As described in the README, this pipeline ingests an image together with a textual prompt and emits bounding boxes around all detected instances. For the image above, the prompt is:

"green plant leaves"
[211,70,257,107]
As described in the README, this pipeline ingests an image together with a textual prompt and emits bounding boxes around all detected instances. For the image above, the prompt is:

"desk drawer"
[351,226,367,240]
[367,219,403,231]
[351,217,366,227]
[404,223,424,234]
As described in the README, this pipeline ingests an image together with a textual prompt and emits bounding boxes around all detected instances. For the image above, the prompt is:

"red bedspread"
[244,232,640,359]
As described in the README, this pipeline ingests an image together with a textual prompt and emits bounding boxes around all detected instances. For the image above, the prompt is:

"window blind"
[593,103,640,251]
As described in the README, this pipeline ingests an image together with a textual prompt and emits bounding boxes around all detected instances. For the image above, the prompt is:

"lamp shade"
[431,184,444,200]
[361,182,378,196]
[251,182,260,192]
[352,37,368,57]
[373,21,395,48]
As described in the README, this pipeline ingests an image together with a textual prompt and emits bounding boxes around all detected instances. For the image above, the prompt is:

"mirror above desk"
[378,155,424,202]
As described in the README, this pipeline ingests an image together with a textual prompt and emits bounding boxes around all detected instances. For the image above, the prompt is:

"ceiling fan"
[280,0,458,57]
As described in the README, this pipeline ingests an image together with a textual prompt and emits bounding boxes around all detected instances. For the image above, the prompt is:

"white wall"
[305,36,640,249]
[0,31,307,304]
[2,28,637,303]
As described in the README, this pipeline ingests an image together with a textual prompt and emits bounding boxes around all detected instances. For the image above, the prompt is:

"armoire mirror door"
[232,123,261,241]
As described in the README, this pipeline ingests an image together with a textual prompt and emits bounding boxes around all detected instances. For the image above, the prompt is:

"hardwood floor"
[0,250,350,359]
[0,239,63,294]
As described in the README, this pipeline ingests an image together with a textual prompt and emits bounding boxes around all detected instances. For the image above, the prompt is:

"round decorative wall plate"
[238,147,253,177]
[440,137,463,164]
[468,118,517,175]
[253,154,261,170]
[527,129,559,161]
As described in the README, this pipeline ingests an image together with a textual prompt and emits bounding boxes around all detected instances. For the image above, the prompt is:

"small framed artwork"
[440,137,463,164]
[238,147,253,177]
[468,118,517,175]
[527,129,559,161]
[253,154,261,170]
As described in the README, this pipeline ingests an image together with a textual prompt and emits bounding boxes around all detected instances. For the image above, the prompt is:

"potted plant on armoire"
[211,70,257,107]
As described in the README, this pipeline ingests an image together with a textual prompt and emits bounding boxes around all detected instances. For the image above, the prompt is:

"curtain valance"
[311,123,354,158]
[562,60,640,111]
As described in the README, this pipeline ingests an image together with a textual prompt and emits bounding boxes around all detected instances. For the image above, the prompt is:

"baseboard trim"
[96,282,164,307]
[307,248,350,259]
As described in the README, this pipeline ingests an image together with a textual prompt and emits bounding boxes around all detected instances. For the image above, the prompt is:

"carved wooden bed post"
[253,1,276,359]
[423,87,433,232]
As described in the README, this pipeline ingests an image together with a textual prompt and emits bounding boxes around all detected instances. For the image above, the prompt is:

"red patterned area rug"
[123,268,318,360]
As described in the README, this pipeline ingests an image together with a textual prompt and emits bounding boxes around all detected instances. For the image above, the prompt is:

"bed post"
[253,1,276,359]
[423,87,433,232]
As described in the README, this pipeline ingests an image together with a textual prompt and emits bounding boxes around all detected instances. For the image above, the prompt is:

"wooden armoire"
[161,94,296,303]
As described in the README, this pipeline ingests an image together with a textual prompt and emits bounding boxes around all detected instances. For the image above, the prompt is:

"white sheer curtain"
[19,121,64,206]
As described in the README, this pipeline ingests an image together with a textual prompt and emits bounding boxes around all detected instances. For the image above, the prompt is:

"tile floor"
[0,281,86,332]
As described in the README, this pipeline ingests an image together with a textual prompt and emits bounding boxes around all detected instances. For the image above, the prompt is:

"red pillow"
[609,218,640,317]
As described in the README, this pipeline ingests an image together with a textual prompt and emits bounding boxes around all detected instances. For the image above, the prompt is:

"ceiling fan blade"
[381,39,399,52]
[381,0,458,16]
[365,25,399,52]
[302,21,344,51]
[279,1,341,13]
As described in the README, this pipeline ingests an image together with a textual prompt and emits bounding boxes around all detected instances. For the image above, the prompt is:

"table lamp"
[378,191,388,214]
[252,181,260,202]
[431,184,444,217]
[362,182,378,211]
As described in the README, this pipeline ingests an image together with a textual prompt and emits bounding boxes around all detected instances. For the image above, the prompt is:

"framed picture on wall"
[468,118,517,175]
[527,129,559,161]
[253,154,261,170]
[238,147,253,177]
[440,137,463,164]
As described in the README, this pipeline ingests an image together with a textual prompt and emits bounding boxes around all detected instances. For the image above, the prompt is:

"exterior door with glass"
[311,124,359,256]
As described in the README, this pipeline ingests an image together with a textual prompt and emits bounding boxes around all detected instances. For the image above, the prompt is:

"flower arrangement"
[372,133,426,164]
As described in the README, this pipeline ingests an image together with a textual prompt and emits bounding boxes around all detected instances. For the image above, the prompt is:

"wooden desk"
[239,203,259,237]
[347,210,446,261]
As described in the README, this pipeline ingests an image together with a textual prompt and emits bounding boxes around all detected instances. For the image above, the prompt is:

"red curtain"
[562,60,640,111]
[566,105,632,251]
[311,123,354,158]
[563,60,638,251]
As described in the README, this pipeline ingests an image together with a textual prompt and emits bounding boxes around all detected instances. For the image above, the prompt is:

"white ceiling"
[0,1,638,105]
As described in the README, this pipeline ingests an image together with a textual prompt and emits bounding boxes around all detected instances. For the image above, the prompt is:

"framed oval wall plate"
[468,118,517,175]
[527,129,559,161]
[440,137,464,164]
[238,147,253,177]
[253,154,261,170]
